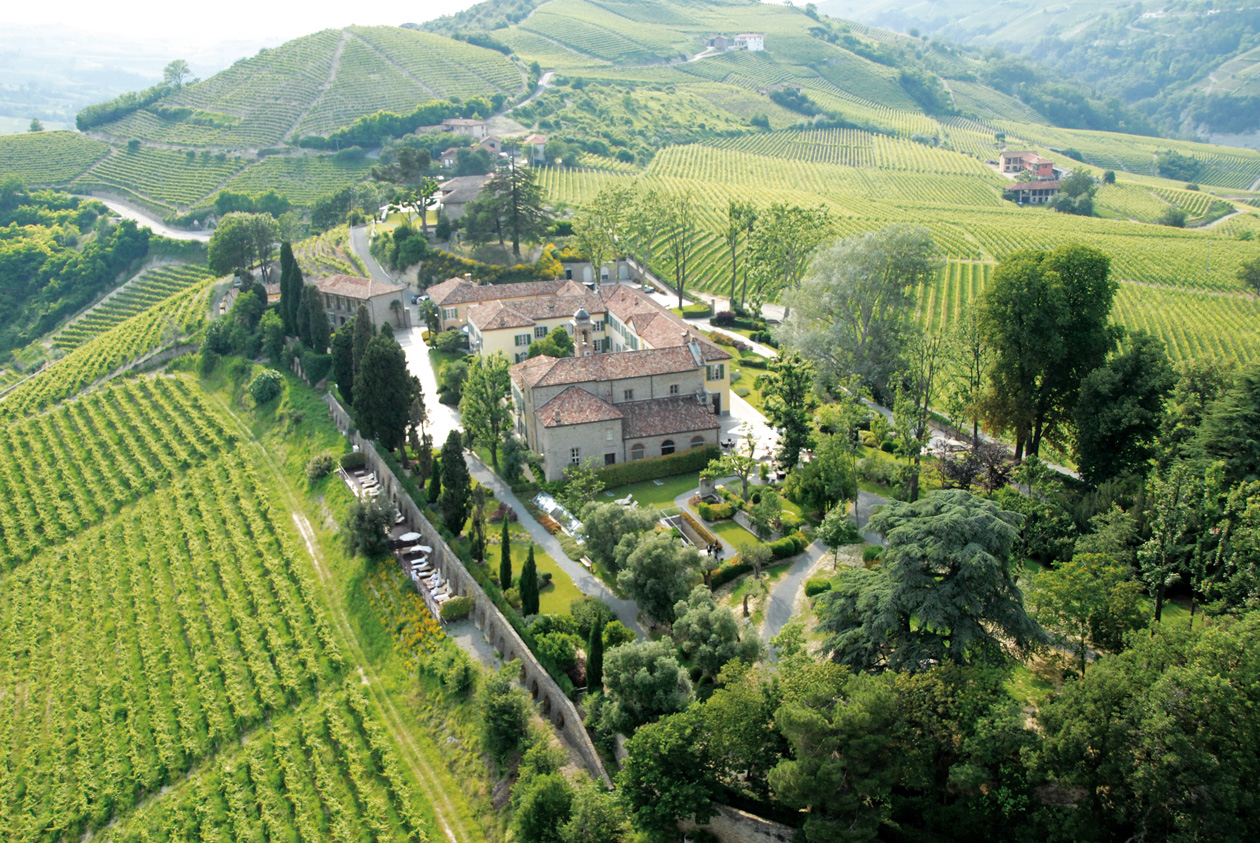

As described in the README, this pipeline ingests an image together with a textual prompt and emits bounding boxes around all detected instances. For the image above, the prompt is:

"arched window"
[661,439,675,456]
[690,435,706,450]
[630,443,645,461]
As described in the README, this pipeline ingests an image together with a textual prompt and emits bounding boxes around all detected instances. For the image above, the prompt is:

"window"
[515,333,531,347]
[669,384,679,395]
[323,294,331,308]
[535,325,548,339]
[630,443,645,461]
[514,352,528,363]
[592,339,603,353]
[442,306,457,320]
[707,363,725,380]
[604,453,616,466]
[570,447,581,465]
[690,435,706,449]
[623,389,634,401]
[661,439,675,456]
[594,320,604,331]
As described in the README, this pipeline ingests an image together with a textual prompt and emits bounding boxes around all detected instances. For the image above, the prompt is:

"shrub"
[595,445,719,487]
[769,537,798,560]
[681,510,719,546]
[804,578,832,598]
[863,545,884,565]
[305,452,337,484]
[741,355,768,370]
[434,329,468,353]
[340,451,368,471]
[711,310,736,327]
[603,620,635,649]
[301,350,332,384]
[697,501,734,521]
[249,368,284,404]
[440,596,475,621]
[709,558,752,587]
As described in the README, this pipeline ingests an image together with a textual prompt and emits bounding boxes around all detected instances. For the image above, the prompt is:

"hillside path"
[282,29,349,144]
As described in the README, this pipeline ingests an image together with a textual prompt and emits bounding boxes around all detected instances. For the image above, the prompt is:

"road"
[79,194,211,241]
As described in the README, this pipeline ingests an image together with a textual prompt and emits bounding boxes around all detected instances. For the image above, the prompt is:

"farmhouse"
[734,33,765,51]
[437,174,491,221]
[509,338,722,481]
[315,274,410,329]
[1000,150,1055,179]
[440,117,488,139]
[523,133,548,163]
[1004,179,1062,205]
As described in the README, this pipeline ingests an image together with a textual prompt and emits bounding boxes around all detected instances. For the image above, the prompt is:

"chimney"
[685,331,703,366]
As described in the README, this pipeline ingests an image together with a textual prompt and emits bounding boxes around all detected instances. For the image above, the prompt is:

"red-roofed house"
[523,133,548,163]
[315,275,410,330]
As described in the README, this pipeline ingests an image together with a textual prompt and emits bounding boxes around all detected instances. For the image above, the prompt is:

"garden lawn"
[1006,663,1055,708]
[501,529,581,616]
[603,471,700,510]
[711,518,760,553]
[730,364,767,413]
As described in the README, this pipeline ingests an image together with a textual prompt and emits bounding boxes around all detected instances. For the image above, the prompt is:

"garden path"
[465,453,645,639]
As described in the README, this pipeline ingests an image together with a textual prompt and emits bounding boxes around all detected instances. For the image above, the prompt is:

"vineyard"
[73,148,247,212]
[0,132,110,186]
[53,264,217,351]
[0,280,213,418]
[294,226,368,278]
[917,260,1260,365]
[0,372,444,842]
[217,155,373,206]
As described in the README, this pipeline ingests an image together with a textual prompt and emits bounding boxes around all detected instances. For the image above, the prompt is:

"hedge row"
[697,500,734,520]
[681,510,719,547]
[596,445,719,488]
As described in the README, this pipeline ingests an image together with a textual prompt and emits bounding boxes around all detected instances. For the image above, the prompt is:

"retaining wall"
[325,395,611,785]
[680,804,800,843]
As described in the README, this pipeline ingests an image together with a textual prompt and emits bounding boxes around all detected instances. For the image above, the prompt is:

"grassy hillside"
[90,27,525,150]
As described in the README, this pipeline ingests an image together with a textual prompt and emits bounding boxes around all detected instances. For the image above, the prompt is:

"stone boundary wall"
[680,804,800,843]
[324,394,612,786]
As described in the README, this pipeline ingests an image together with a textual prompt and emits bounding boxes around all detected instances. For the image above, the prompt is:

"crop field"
[916,260,1260,365]
[0,372,440,842]
[53,264,217,351]
[73,148,246,211]
[0,280,213,418]
[0,132,110,185]
[218,155,373,206]
[294,226,368,278]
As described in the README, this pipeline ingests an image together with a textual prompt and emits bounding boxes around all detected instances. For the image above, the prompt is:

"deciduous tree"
[672,586,760,679]
[438,430,472,535]
[603,639,693,734]
[459,352,511,468]
[617,708,718,833]
[616,532,701,626]
[659,190,696,309]
[745,203,831,317]
[762,348,816,470]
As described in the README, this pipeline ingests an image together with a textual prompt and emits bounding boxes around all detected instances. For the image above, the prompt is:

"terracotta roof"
[513,346,701,389]
[536,386,623,428]
[468,293,606,330]
[523,133,547,144]
[620,395,719,439]
[556,279,588,296]
[510,354,556,390]
[315,274,404,298]
[429,277,568,307]
[600,286,731,361]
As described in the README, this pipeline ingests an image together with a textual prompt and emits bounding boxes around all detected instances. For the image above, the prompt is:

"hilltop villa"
[315,275,410,329]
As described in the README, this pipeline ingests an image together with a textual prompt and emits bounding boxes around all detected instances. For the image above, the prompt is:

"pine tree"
[332,319,355,404]
[499,519,512,590]
[520,544,539,616]
[278,241,297,335]
[587,619,604,692]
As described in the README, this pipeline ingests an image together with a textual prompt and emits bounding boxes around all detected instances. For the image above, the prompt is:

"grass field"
[603,471,701,510]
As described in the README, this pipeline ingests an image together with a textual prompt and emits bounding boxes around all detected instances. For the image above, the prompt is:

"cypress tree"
[287,259,306,334]
[587,619,604,692]
[499,519,512,590]
[296,284,313,346]
[428,457,442,502]
[354,334,410,451]
[352,303,374,383]
[519,544,539,616]
[278,242,296,335]
[309,293,331,353]
[438,430,471,535]
[332,318,355,404]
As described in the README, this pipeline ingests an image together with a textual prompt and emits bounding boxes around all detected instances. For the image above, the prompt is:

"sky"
[8,0,484,47]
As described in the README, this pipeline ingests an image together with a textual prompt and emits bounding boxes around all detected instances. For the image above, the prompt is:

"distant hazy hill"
[819,0,1260,143]
[86,26,526,149]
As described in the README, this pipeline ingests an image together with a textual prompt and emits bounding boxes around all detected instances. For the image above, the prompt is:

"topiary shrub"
[804,578,832,598]
[249,368,284,404]
[770,537,798,560]
[863,545,883,566]
[440,596,475,621]
[697,501,734,521]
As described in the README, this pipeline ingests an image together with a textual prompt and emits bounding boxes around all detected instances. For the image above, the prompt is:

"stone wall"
[679,805,800,843]
[324,394,612,785]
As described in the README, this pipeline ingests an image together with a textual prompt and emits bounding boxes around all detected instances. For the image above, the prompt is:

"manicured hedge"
[596,445,719,487]
[439,596,475,621]
[804,578,832,598]
[697,501,734,521]
[770,537,798,560]
[740,355,769,370]
[340,451,368,470]
[682,510,719,547]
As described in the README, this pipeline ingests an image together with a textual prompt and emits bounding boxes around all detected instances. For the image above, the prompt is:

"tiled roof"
[513,346,701,388]
[600,286,731,361]
[428,277,568,307]
[315,274,404,298]
[620,395,719,439]
[536,386,623,428]
[510,354,555,390]
[556,279,588,297]
[523,133,547,144]
[467,293,606,330]
[440,174,491,205]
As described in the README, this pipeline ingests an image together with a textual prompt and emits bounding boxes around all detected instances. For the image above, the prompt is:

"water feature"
[532,491,583,536]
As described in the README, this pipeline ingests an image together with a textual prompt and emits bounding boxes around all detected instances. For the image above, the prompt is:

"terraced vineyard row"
[0,132,110,185]
[74,148,246,210]
[350,25,525,99]
[0,280,213,418]
[0,375,234,568]
[0,443,350,841]
[54,264,217,350]
[95,686,432,843]
[218,155,373,206]
[295,226,368,278]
